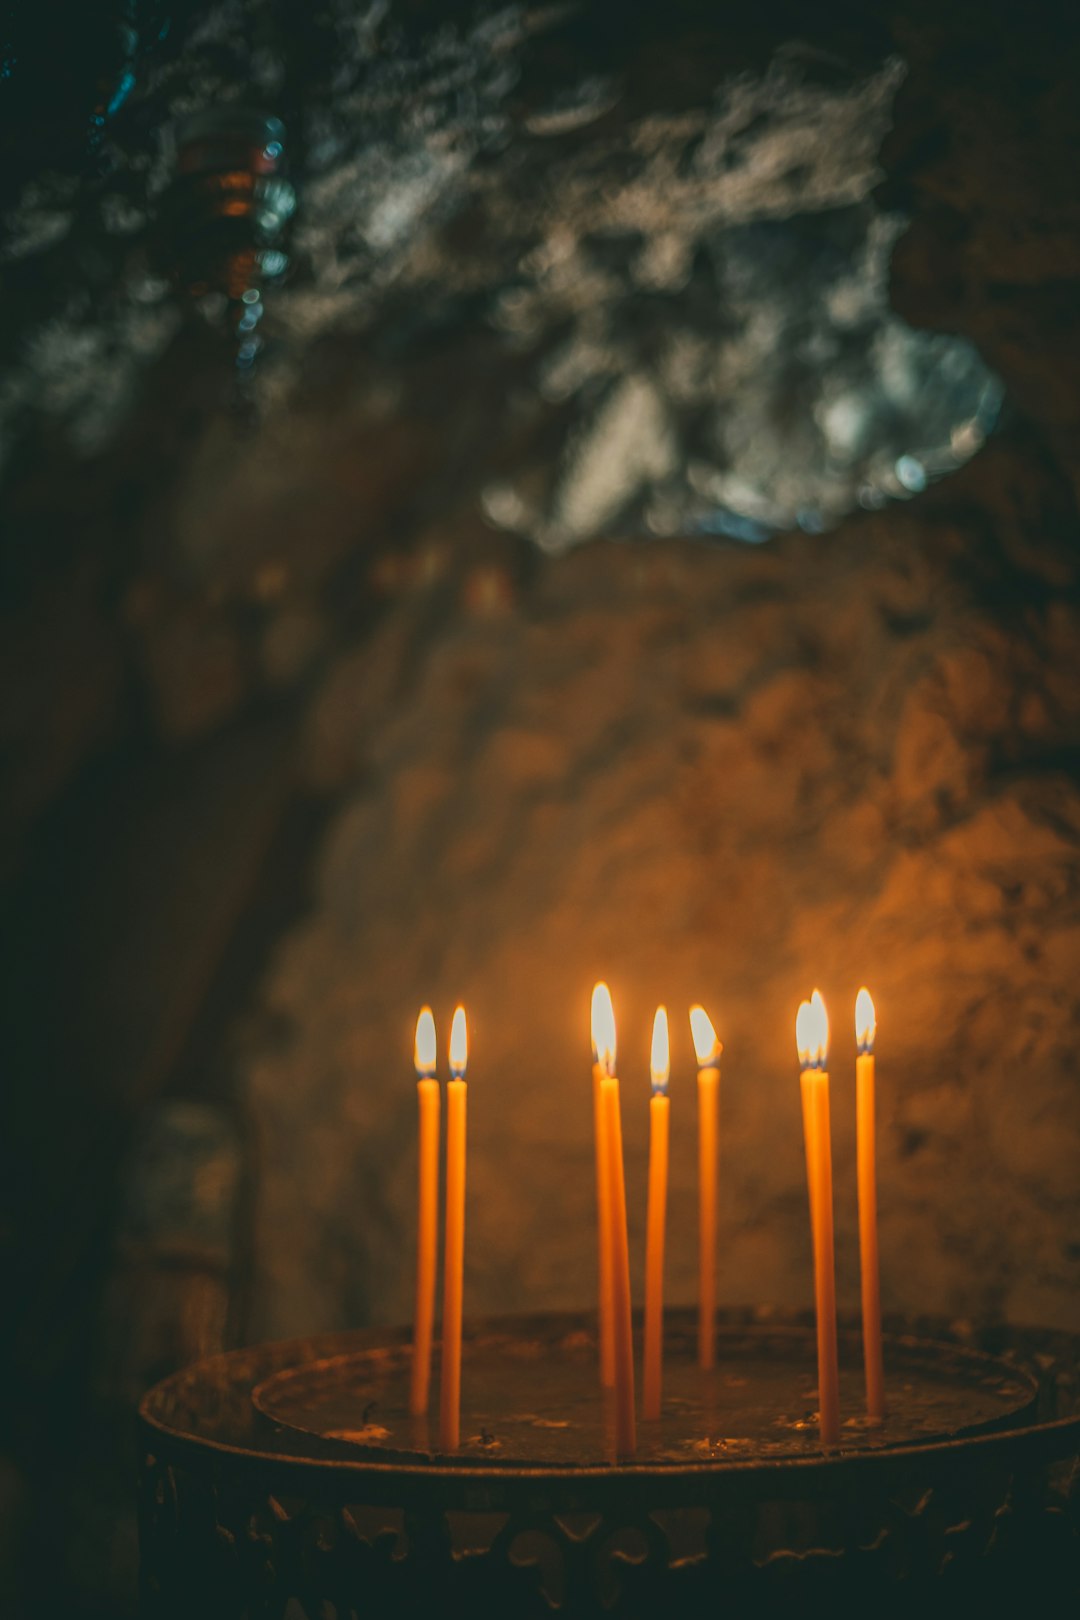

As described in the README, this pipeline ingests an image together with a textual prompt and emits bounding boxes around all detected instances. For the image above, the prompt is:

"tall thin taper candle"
[643,1007,670,1422]
[856,987,885,1421]
[591,982,616,1388]
[592,1059,616,1387]
[796,990,840,1448]
[689,1006,721,1371]
[438,1006,468,1451]
[410,1007,441,1417]
[593,983,636,1458]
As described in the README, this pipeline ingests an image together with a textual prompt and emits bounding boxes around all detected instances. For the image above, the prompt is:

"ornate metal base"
[138,1307,1080,1617]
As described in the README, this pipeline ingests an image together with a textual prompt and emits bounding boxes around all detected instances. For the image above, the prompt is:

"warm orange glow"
[689,1004,721,1069]
[650,1006,670,1094]
[591,982,617,1076]
[449,1006,468,1079]
[796,990,830,1070]
[414,1006,437,1077]
[855,987,876,1054]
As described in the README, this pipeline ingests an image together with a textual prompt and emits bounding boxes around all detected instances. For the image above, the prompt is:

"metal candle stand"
[138,1307,1080,1618]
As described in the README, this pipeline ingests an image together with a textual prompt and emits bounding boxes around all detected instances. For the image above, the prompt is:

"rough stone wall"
[243,436,1080,1344]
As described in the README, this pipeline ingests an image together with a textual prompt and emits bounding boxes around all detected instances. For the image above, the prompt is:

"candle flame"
[449,1005,468,1079]
[688,1004,721,1068]
[811,989,829,1057]
[414,1006,437,1078]
[796,989,830,1070]
[855,987,876,1054]
[591,981,617,1076]
[650,1006,670,1094]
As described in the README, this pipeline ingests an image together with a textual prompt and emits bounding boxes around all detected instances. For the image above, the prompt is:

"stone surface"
[242,450,1080,1343]
[0,3,1000,545]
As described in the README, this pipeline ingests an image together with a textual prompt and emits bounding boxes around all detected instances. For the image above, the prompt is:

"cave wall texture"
[1,3,1079,1615]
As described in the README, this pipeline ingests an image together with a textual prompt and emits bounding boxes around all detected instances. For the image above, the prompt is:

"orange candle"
[438,1006,468,1451]
[643,1007,670,1422]
[856,988,885,1421]
[689,1005,722,1371]
[796,990,840,1448]
[410,1007,441,1417]
[591,992,616,1388]
[593,982,636,1459]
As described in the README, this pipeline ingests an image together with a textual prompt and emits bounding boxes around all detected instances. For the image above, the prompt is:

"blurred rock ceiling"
[1,0,1000,546]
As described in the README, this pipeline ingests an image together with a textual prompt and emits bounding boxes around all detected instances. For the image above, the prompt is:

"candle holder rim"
[138,1306,1080,1495]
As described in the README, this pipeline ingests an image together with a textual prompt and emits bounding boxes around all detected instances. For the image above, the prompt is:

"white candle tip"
[650,1006,670,1094]
[855,987,876,1054]
[449,1005,468,1079]
[414,1006,437,1077]
[591,981,617,1076]
[796,991,829,1070]
[688,1004,720,1068]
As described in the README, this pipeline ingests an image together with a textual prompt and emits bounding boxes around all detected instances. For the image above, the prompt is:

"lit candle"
[796,990,840,1448]
[591,984,616,1389]
[410,1007,441,1417]
[689,1005,722,1371]
[438,1006,468,1450]
[643,1006,670,1421]
[592,982,636,1458]
[856,988,885,1421]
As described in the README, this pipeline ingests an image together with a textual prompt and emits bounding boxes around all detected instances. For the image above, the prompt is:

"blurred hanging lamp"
[155,107,296,378]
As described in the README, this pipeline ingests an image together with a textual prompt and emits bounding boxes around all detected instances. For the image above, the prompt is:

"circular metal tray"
[138,1306,1080,1617]
[248,1313,1038,1466]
